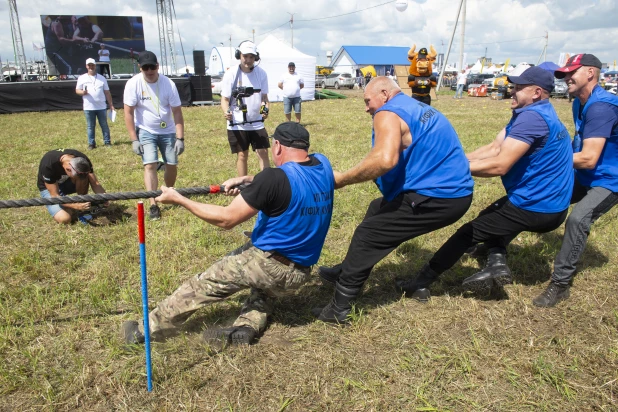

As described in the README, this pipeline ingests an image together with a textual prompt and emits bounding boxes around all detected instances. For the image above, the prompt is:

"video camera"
[231,86,261,99]
[229,86,264,127]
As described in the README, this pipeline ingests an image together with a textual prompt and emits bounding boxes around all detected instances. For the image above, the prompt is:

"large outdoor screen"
[40,15,145,76]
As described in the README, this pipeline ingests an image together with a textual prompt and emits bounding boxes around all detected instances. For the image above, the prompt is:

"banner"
[40,15,145,76]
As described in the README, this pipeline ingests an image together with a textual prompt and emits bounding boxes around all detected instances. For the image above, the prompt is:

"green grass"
[0,89,617,410]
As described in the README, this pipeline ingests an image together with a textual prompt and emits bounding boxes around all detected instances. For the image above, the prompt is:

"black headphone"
[234,40,260,61]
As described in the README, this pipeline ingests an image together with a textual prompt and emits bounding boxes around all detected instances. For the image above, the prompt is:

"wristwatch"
[176,138,184,141]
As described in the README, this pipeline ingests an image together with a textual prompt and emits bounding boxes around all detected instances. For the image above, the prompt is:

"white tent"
[508,62,531,76]
[257,35,316,102]
[206,47,235,75]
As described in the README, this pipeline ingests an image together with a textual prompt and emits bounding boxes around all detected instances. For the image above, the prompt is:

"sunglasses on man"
[141,64,158,71]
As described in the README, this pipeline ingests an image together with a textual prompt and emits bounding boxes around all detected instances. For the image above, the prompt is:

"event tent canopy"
[257,35,316,102]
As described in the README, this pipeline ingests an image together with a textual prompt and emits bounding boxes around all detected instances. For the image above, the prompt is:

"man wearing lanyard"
[123,50,185,220]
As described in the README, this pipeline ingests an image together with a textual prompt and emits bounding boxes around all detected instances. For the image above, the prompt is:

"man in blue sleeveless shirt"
[314,77,474,323]
[533,54,618,307]
[398,66,574,299]
[122,123,335,347]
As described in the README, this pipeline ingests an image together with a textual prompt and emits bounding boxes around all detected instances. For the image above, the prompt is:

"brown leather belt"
[269,252,310,270]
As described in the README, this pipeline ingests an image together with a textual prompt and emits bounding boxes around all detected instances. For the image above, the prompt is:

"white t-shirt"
[221,65,269,131]
[457,72,467,85]
[98,49,110,62]
[76,73,110,111]
[279,71,304,98]
[123,73,181,135]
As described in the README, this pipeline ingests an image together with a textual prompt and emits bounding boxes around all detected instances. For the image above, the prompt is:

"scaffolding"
[8,0,27,81]
[156,0,178,75]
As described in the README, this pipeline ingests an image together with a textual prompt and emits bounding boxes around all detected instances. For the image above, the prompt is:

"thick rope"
[0,185,244,209]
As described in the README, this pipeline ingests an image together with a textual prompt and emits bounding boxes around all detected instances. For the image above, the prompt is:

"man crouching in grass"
[121,122,335,347]
[37,148,108,224]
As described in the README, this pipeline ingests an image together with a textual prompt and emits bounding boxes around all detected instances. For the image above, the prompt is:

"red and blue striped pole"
[137,201,153,392]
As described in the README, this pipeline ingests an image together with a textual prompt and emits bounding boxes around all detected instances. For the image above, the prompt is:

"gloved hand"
[174,139,185,156]
[132,140,143,155]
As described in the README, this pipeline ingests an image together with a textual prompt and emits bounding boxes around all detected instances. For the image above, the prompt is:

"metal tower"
[156,0,178,75]
[8,0,28,81]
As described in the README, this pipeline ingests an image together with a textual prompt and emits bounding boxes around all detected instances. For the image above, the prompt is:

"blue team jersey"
[572,85,618,192]
[373,93,473,201]
[503,100,573,213]
[252,153,335,266]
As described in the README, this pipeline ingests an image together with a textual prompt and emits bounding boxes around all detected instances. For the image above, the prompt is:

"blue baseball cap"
[508,66,554,92]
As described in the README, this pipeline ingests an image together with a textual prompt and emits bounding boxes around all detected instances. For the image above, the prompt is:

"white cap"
[238,41,257,56]
[86,58,96,65]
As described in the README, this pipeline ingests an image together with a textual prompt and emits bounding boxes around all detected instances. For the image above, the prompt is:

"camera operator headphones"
[234,40,260,61]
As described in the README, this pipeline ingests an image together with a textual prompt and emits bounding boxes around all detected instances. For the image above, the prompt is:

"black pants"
[338,192,473,289]
[429,196,568,274]
[412,94,431,105]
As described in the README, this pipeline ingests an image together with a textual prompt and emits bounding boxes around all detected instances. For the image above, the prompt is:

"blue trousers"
[84,109,111,146]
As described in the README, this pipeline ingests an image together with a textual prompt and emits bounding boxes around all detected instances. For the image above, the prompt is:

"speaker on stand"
[193,50,205,76]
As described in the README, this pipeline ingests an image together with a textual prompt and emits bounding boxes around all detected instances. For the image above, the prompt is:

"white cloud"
[1,0,617,70]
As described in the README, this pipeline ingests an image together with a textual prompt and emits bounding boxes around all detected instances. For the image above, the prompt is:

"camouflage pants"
[148,244,311,337]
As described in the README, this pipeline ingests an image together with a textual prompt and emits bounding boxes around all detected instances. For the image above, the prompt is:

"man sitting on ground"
[37,148,107,224]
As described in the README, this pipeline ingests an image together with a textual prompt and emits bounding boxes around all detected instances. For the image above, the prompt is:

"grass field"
[0,89,617,411]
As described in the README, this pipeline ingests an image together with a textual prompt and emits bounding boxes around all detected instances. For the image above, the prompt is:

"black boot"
[396,264,438,302]
[313,282,360,324]
[532,281,570,307]
[462,250,512,293]
[317,263,342,285]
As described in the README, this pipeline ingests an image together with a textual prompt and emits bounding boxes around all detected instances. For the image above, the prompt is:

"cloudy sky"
[2,0,617,70]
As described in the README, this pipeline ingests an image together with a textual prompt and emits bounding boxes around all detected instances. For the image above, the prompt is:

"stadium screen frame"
[40,15,145,77]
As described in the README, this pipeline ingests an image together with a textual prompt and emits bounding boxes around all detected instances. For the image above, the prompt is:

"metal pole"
[137,201,153,392]
[436,0,465,91]
[458,0,466,72]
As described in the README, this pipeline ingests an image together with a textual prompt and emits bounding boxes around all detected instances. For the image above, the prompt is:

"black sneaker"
[87,144,96,150]
[149,204,161,220]
[532,282,570,307]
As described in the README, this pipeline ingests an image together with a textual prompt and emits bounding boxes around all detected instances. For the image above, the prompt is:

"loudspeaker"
[190,75,212,101]
[193,50,205,76]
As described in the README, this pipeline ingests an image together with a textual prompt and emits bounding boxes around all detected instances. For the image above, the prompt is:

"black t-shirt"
[241,156,321,217]
[37,149,93,190]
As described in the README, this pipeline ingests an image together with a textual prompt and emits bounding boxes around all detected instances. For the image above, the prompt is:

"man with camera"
[221,41,270,176]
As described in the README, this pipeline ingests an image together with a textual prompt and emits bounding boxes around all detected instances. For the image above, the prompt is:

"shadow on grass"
[123,230,611,347]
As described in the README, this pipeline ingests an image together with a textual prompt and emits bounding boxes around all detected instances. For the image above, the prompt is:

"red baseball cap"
[555,54,602,79]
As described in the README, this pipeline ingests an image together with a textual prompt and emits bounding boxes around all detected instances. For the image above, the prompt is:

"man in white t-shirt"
[97,44,111,78]
[221,40,270,176]
[123,50,185,220]
[455,69,467,99]
[75,58,115,150]
[278,62,304,123]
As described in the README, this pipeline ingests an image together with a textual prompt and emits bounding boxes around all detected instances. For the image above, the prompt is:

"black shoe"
[314,283,360,324]
[87,144,96,150]
[462,252,512,293]
[532,282,570,307]
[202,326,257,347]
[121,320,145,345]
[149,204,161,220]
[104,143,112,148]
[317,264,342,285]
[396,264,438,302]
[465,243,489,259]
